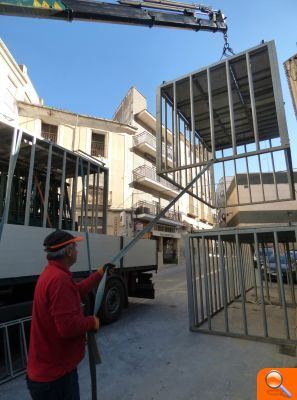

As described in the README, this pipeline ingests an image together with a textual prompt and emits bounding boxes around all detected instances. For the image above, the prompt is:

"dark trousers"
[27,368,80,400]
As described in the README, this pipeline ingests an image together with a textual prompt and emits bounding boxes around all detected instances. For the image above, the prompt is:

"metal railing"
[185,226,297,345]
[91,142,105,158]
[133,131,173,160]
[132,165,178,192]
[134,200,182,222]
[0,317,31,384]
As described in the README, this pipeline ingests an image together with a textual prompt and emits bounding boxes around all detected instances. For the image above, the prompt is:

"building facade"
[284,53,297,119]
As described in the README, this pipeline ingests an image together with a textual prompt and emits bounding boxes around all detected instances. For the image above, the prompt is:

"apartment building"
[284,53,297,119]
[113,87,213,265]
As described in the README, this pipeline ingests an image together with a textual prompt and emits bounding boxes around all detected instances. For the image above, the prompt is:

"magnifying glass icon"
[265,370,292,398]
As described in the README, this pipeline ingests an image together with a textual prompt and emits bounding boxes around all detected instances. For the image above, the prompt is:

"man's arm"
[49,277,97,338]
[76,268,104,298]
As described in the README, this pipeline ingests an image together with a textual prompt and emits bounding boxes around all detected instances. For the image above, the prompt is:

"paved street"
[1,263,297,400]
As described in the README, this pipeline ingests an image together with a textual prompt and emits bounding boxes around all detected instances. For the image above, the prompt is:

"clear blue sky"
[0,0,297,163]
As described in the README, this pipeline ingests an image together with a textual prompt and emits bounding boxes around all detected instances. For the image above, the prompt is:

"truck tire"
[99,278,125,324]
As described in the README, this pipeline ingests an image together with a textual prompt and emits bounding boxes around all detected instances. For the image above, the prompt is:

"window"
[91,132,105,157]
[41,123,58,143]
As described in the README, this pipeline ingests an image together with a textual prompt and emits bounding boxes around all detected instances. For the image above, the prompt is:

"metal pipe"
[226,59,237,155]
[235,234,248,335]
[43,143,53,228]
[24,136,36,226]
[201,236,212,330]
[71,157,79,231]
[246,52,260,150]
[274,232,290,339]
[58,151,67,229]
[218,235,229,332]
[207,67,215,159]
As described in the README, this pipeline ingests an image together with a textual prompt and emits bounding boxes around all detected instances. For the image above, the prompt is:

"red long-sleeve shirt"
[27,260,103,382]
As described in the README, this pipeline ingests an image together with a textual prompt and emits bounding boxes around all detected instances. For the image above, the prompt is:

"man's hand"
[97,263,116,276]
[93,316,100,331]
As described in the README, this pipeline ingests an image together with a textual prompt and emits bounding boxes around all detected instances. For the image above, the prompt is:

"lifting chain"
[220,30,235,60]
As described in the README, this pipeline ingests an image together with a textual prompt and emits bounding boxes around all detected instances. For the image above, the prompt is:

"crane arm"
[0,0,227,33]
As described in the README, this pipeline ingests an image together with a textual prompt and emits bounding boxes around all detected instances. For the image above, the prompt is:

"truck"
[0,120,158,324]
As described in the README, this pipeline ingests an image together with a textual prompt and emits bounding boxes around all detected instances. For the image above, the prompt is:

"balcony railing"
[91,142,105,158]
[133,131,173,160]
[134,200,182,222]
[132,165,178,192]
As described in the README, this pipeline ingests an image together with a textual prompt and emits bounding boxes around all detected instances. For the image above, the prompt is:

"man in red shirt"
[27,229,106,400]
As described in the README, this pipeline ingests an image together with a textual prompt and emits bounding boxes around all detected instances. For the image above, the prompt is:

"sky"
[0,0,297,163]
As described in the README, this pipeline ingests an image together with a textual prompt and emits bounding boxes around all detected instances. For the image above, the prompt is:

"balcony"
[132,131,173,166]
[134,200,183,227]
[131,165,179,199]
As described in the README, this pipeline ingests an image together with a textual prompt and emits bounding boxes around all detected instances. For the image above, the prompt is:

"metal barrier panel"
[0,317,31,384]
[156,41,295,208]
[185,226,297,345]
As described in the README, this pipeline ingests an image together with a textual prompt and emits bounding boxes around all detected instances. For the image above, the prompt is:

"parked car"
[264,254,297,284]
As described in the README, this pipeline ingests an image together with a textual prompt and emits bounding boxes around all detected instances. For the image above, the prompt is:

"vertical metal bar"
[226,59,237,155]
[250,244,258,301]
[20,321,28,362]
[171,101,176,181]
[102,169,109,234]
[258,154,266,202]
[84,162,90,231]
[246,52,260,150]
[43,143,52,228]
[173,82,178,169]
[274,232,290,339]
[197,238,205,321]
[261,241,271,303]
[235,234,248,335]
[206,239,213,314]
[234,159,240,205]
[5,326,13,377]
[190,237,199,325]
[2,129,22,225]
[24,136,36,226]
[58,151,67,229]
[164,99,168,171]
[214,238,222,308]
[80,160,84,231]
[244,150,252,204]
[285,242,296,306]
[284,148,295,201]
[267,41,290,147]
[210,240,218,311]
[94,169,100,233]
[207,67,215,159]
[91,173,95,233]
[71,157,78,231]
[201,236,211,330]
[254,233,268,337]
[218,235,229,332]
[270,143,279,201]
[156,86,163,173]
[185,237,196,329]
[222,161,227,207]
[178,116,182,186]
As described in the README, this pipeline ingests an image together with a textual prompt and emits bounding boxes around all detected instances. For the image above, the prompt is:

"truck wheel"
[99,279,125,324]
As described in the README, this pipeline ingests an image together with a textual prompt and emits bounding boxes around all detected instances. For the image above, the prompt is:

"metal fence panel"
[185,226,297,345]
